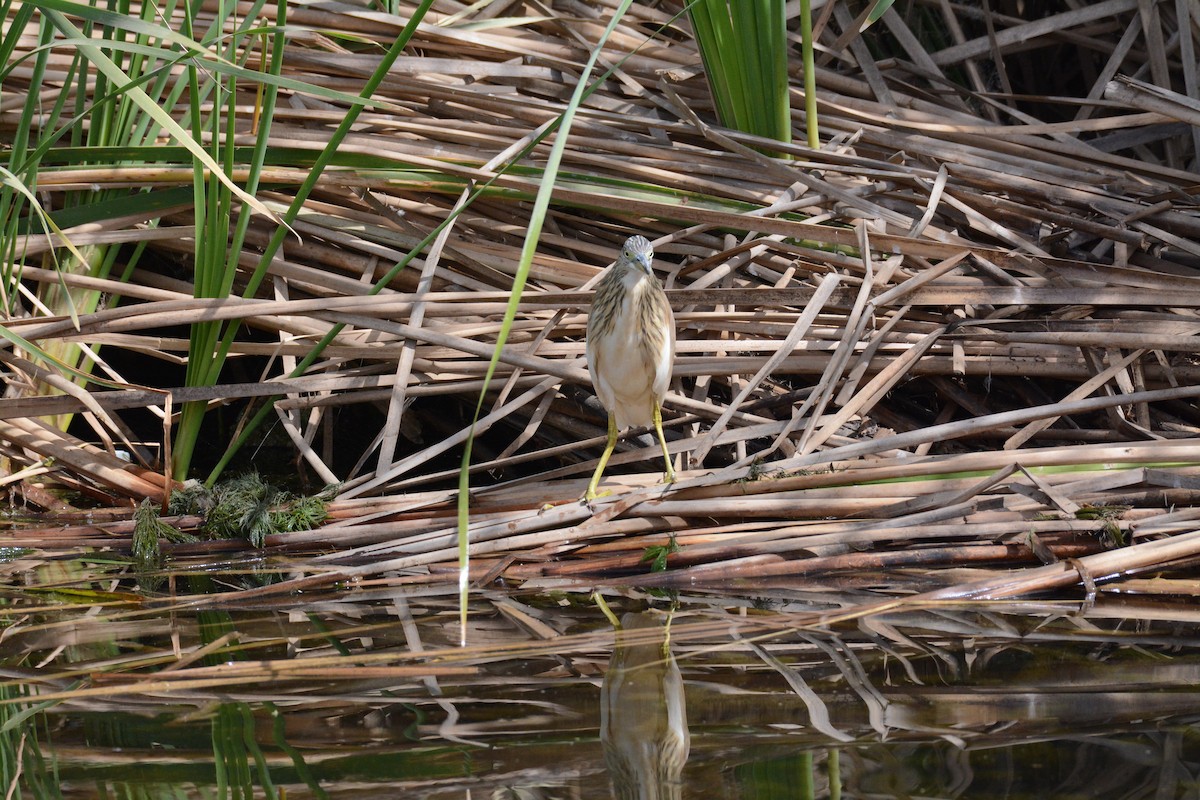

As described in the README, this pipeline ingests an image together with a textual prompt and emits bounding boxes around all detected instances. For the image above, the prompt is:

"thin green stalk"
[41,9,279,221]
[0,12,52,314]
[197,0,438,481]
[173,0,286,478]
[800,0,818,149]
[175,0,214,478]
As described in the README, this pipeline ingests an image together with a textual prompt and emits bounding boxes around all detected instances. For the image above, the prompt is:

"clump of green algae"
[131,473,334,578]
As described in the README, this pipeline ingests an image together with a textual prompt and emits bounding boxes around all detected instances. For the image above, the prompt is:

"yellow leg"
[653,401,675,485]
[584,413,619,502]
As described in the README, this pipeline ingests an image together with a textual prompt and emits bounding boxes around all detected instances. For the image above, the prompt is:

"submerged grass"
[131,496,195,574]
[0,682,61,800]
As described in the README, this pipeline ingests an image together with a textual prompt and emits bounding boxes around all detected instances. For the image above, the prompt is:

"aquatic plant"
[171,473,331,548]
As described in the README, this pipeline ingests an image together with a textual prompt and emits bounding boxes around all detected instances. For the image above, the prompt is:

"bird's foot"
[661,468,676,487]
[581,487,611,506]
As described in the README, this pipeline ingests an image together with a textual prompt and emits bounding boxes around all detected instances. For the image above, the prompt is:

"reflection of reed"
[601,611,690,800]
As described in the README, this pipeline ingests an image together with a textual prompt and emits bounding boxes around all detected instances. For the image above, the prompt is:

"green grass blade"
[800,0,818,148]
[39,7,282,225]
[865,0,896,28]
[203,0,437,482]
[688,0,791,150]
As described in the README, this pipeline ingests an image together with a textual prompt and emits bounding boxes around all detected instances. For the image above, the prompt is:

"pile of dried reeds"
[4,0,1200,597]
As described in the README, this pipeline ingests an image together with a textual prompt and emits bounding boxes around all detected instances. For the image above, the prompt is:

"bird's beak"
[635,254,653,275]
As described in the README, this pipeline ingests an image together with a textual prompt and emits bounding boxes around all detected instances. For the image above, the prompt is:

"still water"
[3,559,1200,799]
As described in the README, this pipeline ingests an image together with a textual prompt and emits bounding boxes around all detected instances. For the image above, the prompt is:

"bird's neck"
[618,264,652,293]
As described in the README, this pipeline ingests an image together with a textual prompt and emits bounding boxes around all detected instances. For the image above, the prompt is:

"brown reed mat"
[4,1,1200,599]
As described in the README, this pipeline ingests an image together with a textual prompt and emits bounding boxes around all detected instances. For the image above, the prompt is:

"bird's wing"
[587,318,618,414]
[652,291,675,401]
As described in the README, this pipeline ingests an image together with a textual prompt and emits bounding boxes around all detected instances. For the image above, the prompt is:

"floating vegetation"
[170,474,332,548]
[1075,504,1132,548]
[130,497,196,574]
[641,534,681,573]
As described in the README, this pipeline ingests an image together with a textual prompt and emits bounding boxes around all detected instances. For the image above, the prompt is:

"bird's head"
[621,235,655,276]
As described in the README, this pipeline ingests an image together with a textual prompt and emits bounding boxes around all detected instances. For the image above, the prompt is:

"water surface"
[3,556,1200,798]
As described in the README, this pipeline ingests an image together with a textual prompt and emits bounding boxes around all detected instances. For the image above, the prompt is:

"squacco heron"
[583,235,676,501]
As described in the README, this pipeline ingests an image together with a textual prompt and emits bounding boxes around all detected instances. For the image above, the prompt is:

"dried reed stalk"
[3,0,1200,602]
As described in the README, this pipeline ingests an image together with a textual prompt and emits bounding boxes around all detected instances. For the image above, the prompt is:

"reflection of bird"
[601,612,690,800]
[584,235,676,501]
